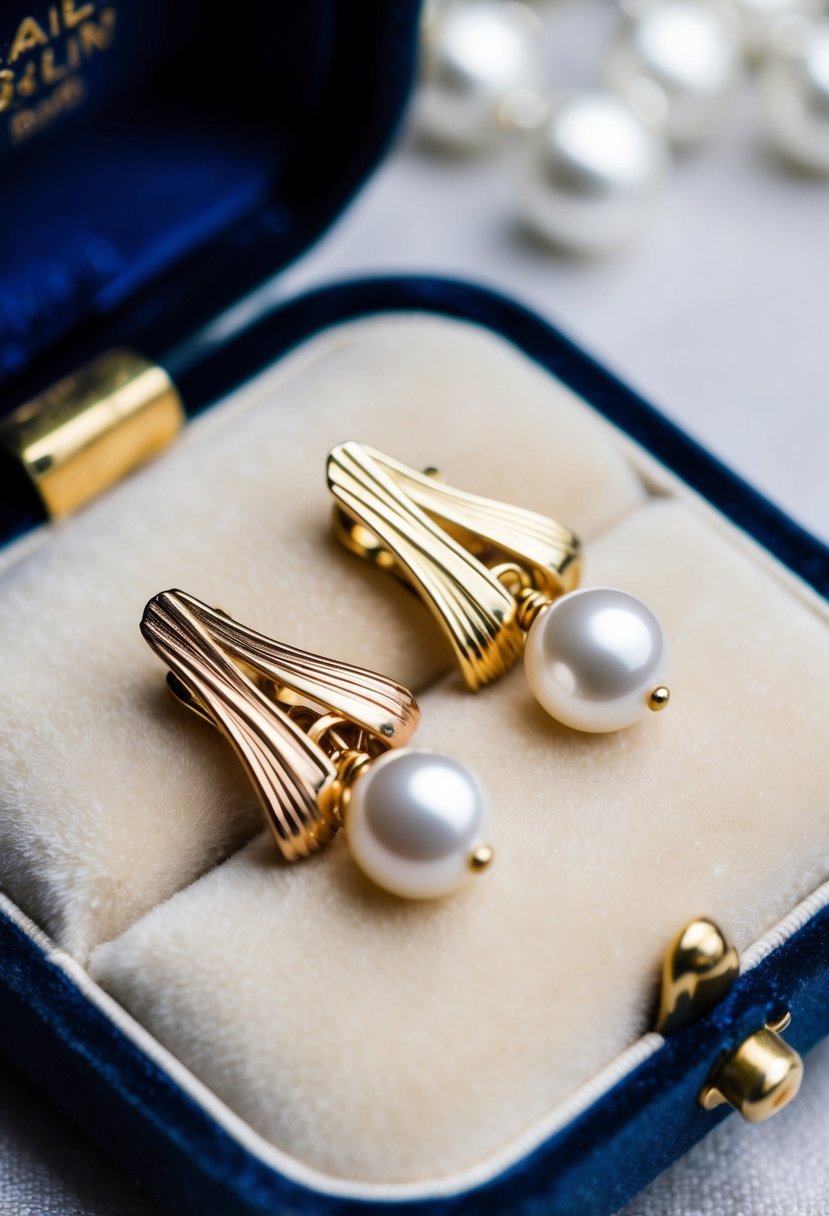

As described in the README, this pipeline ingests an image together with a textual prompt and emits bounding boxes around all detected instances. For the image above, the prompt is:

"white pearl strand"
[731,0,826,61]
[416,0,544,152]
[604,0,744,148]
[414,0,829,255]
[344,750,491,900]
[518,92,669,254]
[760,16,829,174]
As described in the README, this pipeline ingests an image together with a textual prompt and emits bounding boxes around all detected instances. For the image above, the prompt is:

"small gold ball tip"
[469,844,494,873]
[648,686,670,712]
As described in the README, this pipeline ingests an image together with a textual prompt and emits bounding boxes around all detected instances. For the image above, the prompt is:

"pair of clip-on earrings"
[142,442,669,900]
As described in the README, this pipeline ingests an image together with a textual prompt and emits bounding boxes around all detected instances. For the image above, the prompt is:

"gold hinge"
[699,1011,803,1123]
[656,918,803,1123]
[0,349,184,519]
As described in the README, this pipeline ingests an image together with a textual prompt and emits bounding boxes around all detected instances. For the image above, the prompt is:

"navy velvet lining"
[0,111,278,379]
[0,1,421,395]
[1,898,827,1216]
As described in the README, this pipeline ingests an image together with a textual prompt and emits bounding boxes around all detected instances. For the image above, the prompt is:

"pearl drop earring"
[141,590,493,900]
[327,442,670,735]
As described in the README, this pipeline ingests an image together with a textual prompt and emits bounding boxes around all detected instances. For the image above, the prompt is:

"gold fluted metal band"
[328,441,523,690]
[327,442,581,690]
[368,448,581,596]
[141,591,419,860]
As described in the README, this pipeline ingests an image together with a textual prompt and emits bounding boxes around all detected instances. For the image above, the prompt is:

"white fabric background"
[2,1,828,1211]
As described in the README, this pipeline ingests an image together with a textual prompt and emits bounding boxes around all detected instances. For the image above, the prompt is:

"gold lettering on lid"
[79,8,116,54]
[61,1,95,29]
[3,4,120,144]
[8,74,86,143]
[16,61,38,97]
[9,17,49,63]
[0,70,13,112]
[41,47,68,85]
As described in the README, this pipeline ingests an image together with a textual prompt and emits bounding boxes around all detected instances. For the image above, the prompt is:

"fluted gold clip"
[327,441,581,690]
[141,591,419,860]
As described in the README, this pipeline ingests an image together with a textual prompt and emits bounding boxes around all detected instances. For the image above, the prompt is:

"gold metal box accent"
[656,918,740,1036]
[656,918,804,1123]
[0,349,184,519]
[699,1012,803,1123]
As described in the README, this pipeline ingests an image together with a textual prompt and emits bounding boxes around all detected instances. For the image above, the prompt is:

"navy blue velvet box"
[2,5,829,1216]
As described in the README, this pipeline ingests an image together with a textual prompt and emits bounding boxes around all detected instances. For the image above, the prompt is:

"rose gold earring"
[141,590,493,899]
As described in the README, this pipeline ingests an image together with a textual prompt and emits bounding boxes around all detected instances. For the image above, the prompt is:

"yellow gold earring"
[141,590,493,898]
[327,441,670,733]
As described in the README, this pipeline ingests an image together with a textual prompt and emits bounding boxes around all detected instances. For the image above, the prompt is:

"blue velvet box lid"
[0,0,420,401]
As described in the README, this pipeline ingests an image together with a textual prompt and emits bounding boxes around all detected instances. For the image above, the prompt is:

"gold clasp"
[656,919,740,1036]
[699,1012,803,1123]
[656,918,804,1123]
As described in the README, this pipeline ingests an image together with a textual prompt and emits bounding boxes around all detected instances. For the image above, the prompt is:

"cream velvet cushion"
[2,315,828,1186]
[0,316,644,958]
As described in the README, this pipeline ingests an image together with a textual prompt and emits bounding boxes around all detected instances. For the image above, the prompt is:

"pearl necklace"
[414,0,829,255]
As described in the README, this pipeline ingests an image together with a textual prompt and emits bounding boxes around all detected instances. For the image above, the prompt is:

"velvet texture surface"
[1,291,829,1215]
[0,316,645,959]
[2,895,828,1216]
[87,484,829,1183]
[0,2,421,395]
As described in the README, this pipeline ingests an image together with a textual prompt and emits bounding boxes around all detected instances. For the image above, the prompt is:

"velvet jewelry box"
[2,5,829,1216]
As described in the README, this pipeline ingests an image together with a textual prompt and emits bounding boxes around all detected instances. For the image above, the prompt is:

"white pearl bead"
[524,588,669,733]
[760,18,829,174]
[345,750,490,899]
[518,92,669,254]
[415,0,544,153]
[604,1,743,148]
[731,0,825,61]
